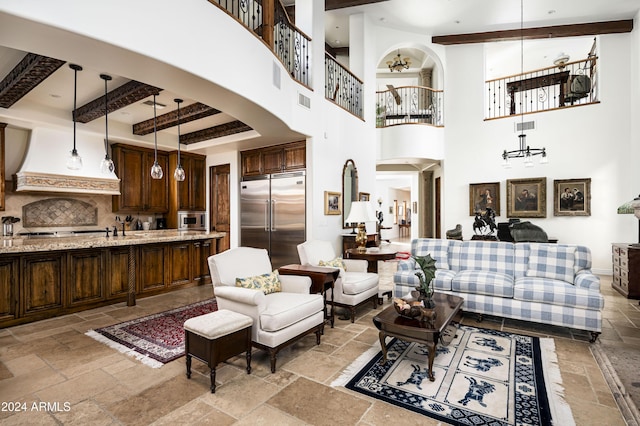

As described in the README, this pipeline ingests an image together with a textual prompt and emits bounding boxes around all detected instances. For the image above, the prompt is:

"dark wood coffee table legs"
[378,331,436,381]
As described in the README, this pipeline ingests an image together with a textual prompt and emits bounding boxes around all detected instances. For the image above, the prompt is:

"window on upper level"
[484,36,598,120]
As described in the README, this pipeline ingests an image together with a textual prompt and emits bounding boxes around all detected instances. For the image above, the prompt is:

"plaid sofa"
[394,239,604,340]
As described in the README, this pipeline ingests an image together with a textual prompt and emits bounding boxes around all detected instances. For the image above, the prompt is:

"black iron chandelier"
[501,0,548,168]
[387,50,411,72]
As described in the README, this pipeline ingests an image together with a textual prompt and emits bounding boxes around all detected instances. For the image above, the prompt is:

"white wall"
[443,34,635,273]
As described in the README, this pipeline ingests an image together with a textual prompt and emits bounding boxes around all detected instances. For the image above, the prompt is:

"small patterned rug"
[86,299,217,368]
[332,325,574,426]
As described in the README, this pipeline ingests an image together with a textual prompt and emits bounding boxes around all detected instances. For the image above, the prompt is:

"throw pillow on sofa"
[236,270,282,295]
[525,245,576,283]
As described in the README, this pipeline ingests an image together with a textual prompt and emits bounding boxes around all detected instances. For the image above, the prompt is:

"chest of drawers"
[612,243,640,298]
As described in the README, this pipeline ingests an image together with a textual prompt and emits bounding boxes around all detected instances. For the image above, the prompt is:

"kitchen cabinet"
[167,152,206,228]
[0,256,18,322]
[0,234,220,328]
[241,141,305,177]
[0,123,5,211]
[111,144,169,213]
[169,241,192,287]
[22,253,64,317]
[612,243,640,298]
[139,244,166,293]
[106,246,131,299]
[192,239,214,285]
[67,249,105,306]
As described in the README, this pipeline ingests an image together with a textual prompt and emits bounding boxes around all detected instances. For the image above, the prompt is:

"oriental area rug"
[332,325,574,426]
[86,299,217,368]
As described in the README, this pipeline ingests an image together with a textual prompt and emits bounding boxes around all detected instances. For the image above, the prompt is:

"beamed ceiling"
[0,0,636,152]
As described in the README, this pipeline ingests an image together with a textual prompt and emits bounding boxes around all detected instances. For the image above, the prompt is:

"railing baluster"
[485,55,598,120]
[375,86,444,128]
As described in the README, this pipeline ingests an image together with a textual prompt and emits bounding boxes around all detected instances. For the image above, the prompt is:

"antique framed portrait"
[506,177,547,218]
[554,178,591,216]
[324,191,341,215]
[358,192,370,201]
[469,182,500,216]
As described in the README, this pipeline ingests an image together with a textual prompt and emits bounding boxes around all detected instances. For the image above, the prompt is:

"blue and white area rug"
[332,325,574,426]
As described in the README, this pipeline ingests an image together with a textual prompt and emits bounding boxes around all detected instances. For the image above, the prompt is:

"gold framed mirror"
[342,159,358,229]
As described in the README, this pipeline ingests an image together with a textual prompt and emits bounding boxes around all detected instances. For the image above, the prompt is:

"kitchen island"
[0,230,225,328]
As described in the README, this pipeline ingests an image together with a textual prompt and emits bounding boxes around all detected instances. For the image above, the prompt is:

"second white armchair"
[297,240,379,322]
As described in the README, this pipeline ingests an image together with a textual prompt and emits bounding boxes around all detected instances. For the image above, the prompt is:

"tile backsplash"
[3,185,158,234]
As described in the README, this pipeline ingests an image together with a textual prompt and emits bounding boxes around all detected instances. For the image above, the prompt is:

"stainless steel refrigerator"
[240,172,306,268]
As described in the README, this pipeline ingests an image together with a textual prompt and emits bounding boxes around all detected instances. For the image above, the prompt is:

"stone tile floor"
[1,247,638,425]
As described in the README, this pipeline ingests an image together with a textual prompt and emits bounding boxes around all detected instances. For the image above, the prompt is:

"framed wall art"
[358,192,370,201]
[506,177,547,218]
[469,182,500,216]
[324,191,341,215]
[553,178,591,216]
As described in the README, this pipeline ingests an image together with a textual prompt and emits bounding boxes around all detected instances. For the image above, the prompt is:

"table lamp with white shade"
[617,194,640,247]
[345,201,377,252]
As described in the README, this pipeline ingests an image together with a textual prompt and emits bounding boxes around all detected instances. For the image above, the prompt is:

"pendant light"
[173,98,186,181]
[150,93,164,179]
[66,64,83,170]
[99,73,115,174]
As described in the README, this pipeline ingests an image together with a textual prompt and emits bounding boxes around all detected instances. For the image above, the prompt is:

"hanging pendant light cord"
[520,0,524,131]
[103,76,110,157]
[72,67,78,153]
[176,100,181,165]
[153,94,158,162]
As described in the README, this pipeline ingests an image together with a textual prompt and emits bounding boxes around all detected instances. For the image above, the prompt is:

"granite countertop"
[0,230,226,254]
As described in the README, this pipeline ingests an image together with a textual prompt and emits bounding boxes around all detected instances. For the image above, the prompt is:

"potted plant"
[412,253,437,308]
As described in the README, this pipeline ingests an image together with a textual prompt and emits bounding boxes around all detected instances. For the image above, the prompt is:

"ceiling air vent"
[515,120,535,132]
[298,93,311,109]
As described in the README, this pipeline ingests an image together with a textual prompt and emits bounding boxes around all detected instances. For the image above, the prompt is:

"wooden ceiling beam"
[432,19,633,45]
[0,53,65,108]
[181,120,252,145]
[74,81,163,123]
[132,102,221,135]
[325,0,388,11]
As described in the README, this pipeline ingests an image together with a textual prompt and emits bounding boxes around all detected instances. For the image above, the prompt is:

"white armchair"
[297,240,379,322]
[208,247,325,373]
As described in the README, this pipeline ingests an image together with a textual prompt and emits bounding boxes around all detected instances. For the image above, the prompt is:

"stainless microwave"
[177,211,206,230]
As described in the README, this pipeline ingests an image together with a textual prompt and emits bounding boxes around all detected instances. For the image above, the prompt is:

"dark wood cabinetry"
[111,144,169,213]
[139,244,166,293]
[0,237,218,328]
[22,253,64,316]
[167,152,207,228]
[0,123,5,211]
[68,249,105,306]
[0,256,18,322]
[106,247,131,299]
[612,243,640,299]
[169,242,192,287]
[192,240,213,285]
[241,141,306,177]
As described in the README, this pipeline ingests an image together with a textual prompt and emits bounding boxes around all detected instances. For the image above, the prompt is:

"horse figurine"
[473,208,497,235]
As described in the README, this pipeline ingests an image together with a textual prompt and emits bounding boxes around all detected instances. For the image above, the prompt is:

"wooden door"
[210,164,230,252]
[138,244,166,292]
[106,247,131,299]
[190,156,206,211]
[168,242,191,287]
[23,253,64,315]
[0,256,18,321]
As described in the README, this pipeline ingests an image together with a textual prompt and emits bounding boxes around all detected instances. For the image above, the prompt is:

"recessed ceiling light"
[335,40,340,45]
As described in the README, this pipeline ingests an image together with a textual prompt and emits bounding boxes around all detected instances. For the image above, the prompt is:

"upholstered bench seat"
[184,309,252,393]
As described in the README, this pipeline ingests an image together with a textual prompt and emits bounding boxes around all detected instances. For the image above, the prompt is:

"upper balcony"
[376,85,443,128]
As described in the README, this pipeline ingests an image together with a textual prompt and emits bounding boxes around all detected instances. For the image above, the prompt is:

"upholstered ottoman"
[184,309,252,393]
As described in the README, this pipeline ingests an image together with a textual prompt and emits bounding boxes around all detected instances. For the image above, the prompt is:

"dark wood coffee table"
[373,293,464,382]
[345,247,397,273]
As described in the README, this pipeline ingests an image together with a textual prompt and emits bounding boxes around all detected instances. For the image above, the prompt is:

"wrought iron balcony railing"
[325,53,363,119]
[485,55,598,120]
[376,85,444,127]
[208,0,310,87]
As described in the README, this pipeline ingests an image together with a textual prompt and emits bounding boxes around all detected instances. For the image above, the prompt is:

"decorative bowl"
[393,298,423,319]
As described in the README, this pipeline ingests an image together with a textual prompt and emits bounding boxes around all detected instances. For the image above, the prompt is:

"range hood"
[14,127,120,195]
